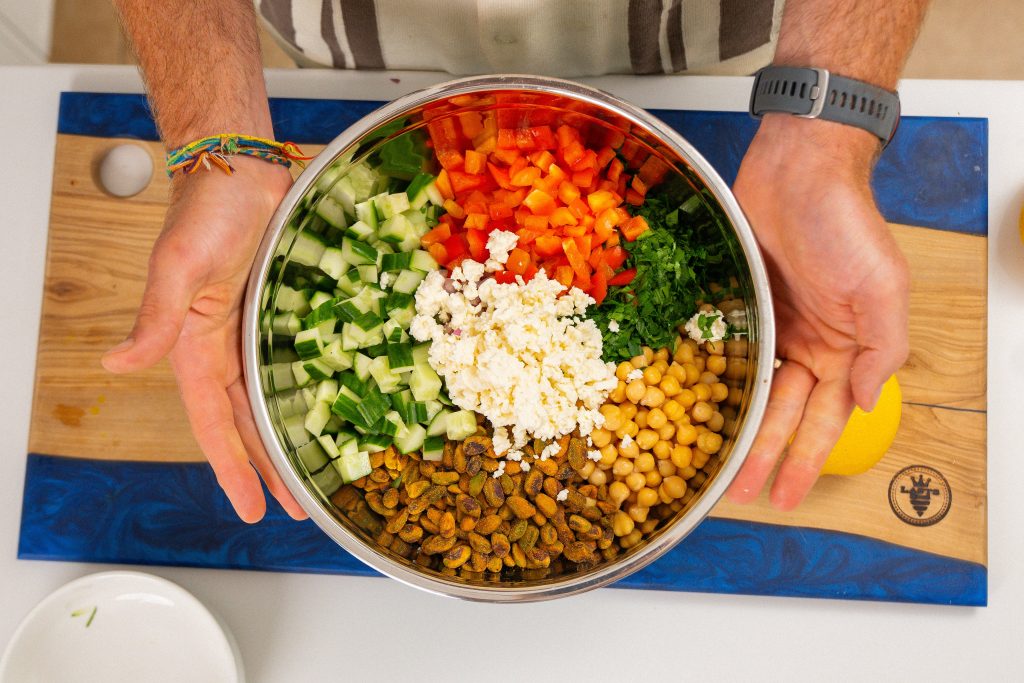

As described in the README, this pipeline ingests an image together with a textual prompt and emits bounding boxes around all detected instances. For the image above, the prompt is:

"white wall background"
[0,1,53,64]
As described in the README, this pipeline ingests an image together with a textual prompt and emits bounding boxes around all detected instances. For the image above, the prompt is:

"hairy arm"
[727,0,927,509]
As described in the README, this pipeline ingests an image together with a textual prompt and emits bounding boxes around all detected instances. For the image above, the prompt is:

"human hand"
[727,114,910,510]
[102,157,308,523]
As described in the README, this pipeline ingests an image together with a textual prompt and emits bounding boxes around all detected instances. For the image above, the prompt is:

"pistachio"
[466,455,482,476]
[486,555,504,573]
[542,477,561,499]
[499,473,515,496]
[405,480,431,499]
[398,524,424,543]
[442,544,472,568]
[540,523,558,546]
[463,435,491,457]
[563,541,594,564]
[370,469,391,485]
[475,514,503,536]
[468,531,493,554]
[526,546,550,567]
[382,488,400,509]
[439,511,457,538]
[523,469,544,497]
[469,551,489,573]
[456,494,481,518]
[507,518,529,543]
[581,505,603,522]
[534,459,558,476]
[431,471,460,486]
[517,525,540,552]
[511,543,527,568]
[534,493,558,519]
[385,509,410,535]
[490,533,511,558]
[483,478,506,507]
[418,460,437,477]
[506,495,537,520]
[453,445,467,473]
[442,441,456,469]
[421,534,457,555]
[468,471,487,496]
[390,537,414,557]
[330,486,362,511]
[566,436,588,471]
[369,451,386,469]
[420,517,440,535]
[568,514,592,534]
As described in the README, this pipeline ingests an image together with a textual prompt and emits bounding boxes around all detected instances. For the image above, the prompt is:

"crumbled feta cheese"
[626,368,643,383]
[460,259,485,283]
[492,460,507,478]
[621,433,634,449]
[684,308,728,343]
[520,461,531,471]
[485,230,519,268]
[587,449,602,462]
[492,427,511,456]
[607,320,620,333]
[540,442,560,461]
[556,489,569,502]
[506,449,523,462]
[411,269,616,446]
[378,272,393,289]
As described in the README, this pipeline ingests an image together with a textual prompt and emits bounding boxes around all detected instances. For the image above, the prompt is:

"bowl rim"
[243,74,775,602]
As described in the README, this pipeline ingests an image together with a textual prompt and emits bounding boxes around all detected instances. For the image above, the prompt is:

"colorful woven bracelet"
[165,134,312,177]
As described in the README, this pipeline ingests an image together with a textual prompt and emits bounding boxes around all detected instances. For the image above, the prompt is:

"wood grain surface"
[29,133,987,566]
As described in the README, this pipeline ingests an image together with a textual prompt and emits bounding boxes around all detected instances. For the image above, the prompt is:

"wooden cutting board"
[20,94,987,605]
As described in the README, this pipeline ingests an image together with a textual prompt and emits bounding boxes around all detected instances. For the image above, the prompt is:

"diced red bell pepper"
[553,265,574,288]
[591,267,608,304]
[449,170,484,194]
[442,235,468,264]
[420,223,452,247]
[493,271,518,284]
[523,189,556,216]
[464,149,486,175]
[466,229,489,261]
[506,248,531,275]
[621,215,649,241]
[427,242,448,265]
[534,235,562,258]
[608,268,637,286]
[561,238,588,279]
[603,245,628,270]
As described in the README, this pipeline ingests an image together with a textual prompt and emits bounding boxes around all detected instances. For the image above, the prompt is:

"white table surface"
[1,65,1022,681]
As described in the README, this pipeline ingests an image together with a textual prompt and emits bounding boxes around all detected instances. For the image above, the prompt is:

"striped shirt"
[256,0,784,77]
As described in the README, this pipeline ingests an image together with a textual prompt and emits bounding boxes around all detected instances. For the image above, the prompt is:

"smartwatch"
[749,66,901,146]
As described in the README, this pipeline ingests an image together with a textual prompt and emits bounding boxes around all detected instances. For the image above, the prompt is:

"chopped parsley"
[592,180,737,362]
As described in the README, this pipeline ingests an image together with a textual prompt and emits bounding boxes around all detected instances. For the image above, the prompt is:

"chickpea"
[706,411,725,433]
[711,382,730,403]
[640,518,660,535]
[725,337,748,357]
[691,471,707,488]
[653,440,672,459]
[625,472,647,491]
[617,436,640,458]
[691,401,714,423]
[634,452,656,473]
[630,354,648,369]
[600,444,618,466]
[647,407,667,430]
[670,445,693,469]
[644,470,663,488]
[658,486,674,506]
[683,363,701,386]
[699,371,719,386]
[705,339,725,356]
[706,355,727,376]
[637,487,659,508]
[640,386,666,407]
[675,423,698,446]
[627,503,649,523]
[666,363,686,382]
[615,361,634,381]
[600,404,623,431]
[657,423,676,441]
[692,449,710,469]
[619,402,638,421]
[696,431,723,454]
[726,357,748,380]
[663,399,685,422]
[693,356,706,373]
[656,459,676,478]
[609,481,631,506]
[609,381,627,403]
[662,475,687,499]
[620,529,644,549]
[653,347,669,362]
[673,344,694,365]
[659,375,682,397]
[613,511,635,536]
[635,409,649,429]
[612,457,634,477]
[625,380,646,404]
[676,388,697,409]
[579,460,597,479]
[642,366,663,386]
[636,429,659,450]
[590,428,611,449]
[652,360,669,375]
[692,383,712,402]
[588,467,608,486]
[642,346,655,363]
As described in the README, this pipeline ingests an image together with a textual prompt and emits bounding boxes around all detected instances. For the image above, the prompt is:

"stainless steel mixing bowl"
[243,75,774,601]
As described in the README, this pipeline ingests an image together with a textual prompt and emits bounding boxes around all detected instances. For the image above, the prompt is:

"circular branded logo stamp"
[888,465,952,527]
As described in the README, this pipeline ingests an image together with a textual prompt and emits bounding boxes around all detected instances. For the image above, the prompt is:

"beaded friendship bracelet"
[165,134,313,177]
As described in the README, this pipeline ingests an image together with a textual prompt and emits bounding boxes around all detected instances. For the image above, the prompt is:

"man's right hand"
[102,158,308,523]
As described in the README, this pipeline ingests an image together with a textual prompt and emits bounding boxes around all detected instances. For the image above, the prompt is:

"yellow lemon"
[820,375,902,476]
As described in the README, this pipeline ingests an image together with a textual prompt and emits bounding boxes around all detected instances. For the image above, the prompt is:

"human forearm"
[114,0,273,149]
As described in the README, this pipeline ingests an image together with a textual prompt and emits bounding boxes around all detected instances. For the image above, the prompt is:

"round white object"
[0,571,243,683]
[99,143,154,197]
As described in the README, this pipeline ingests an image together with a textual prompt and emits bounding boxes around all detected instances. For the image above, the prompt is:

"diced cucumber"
[369,355,401,394]
[314,196,347,229]
[272,312,301,336]
[352,353,373,381]
[422,435,445,461]
[336,435,359,458]
[294,328,325,360]
[275,285,310,314]
[318,434,341,458]
[341,237,378,266]
[354,201,379,231]
[283,413,311,448]
[267,362,296,392]
[383,411,410,439]
[311,465,343,496]
[409,362,442,401]
[302,358,335,381]
[394,423,426,455]
[379,252,413,272]
[382,319,407,344]
[386,293,417,326]
[409,249,440,273]
[446,410,479,440]
[357,264,379,284]
[426,409,450,437]
[309,290,333,310]
[315,379,339,403]
[321,339,354,371]
[399,401,429,425]
[376,192,411,219]
[392,269,426,295]
[356,387,391,429]
[424,399,444,422]
[360,433,393,454]
[328,176,357,215]
[289,231,327,268]
[333,450,372,484]
[336,269,364,297]
[292,360,314,387]
[387,343,415,373]
[330,386,362,423]
[406,173,438,210]
[304,401,332,437]
[377,213,414,245]
[412,343,431,365]
[318,247,350,280]
[323,414,344,434]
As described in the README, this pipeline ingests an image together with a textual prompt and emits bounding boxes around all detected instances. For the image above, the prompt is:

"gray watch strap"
[749,66,900,145]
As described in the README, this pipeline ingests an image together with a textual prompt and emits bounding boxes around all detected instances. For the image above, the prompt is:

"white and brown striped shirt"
[257,0,784,77]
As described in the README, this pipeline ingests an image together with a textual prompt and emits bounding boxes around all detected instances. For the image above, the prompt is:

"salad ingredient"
[591,187,735,363]
[424,117,647,302]
[684,308,728,342]
[410,265,616,448]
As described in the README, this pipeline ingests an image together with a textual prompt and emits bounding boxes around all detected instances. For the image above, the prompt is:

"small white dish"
[98,143,154,197]
[0,571,243,683]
